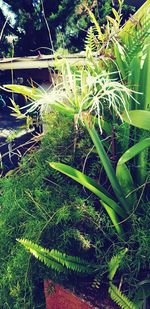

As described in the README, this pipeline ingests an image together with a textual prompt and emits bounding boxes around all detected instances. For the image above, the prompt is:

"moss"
[0,114,150,307]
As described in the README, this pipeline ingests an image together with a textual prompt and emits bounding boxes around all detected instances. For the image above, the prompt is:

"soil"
[76,283,120,309]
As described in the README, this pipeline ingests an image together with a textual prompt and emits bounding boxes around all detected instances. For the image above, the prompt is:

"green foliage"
[108,249,138,309]
[126,16,150,64]
[5,61,139,137]
[0,113,150,308]
[85,26,97,52]
[109,283,138,309]
[1,0,136,56]
[108,248,128,281]
[50,115,148,238]
[0,114,105,307]
[122,111,150,131]
[1,3,150,309]
[18,239,94,273]
[86,124,129,212]
[117,138,150,165]
[50,162,126,218]
[4,84,42,101]
[50,161,126,235]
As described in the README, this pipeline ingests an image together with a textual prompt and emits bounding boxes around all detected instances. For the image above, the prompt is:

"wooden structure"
[0,0,149,81]
[0,53,87,85]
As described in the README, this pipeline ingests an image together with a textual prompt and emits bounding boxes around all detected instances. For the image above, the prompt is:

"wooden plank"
[0,57,87,71]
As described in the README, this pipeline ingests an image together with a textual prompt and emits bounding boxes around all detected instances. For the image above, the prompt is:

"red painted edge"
[44,280,96,309]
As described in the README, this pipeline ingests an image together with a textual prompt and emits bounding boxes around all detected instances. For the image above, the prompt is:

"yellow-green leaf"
[122,110,150,131]
[4,84,42,100]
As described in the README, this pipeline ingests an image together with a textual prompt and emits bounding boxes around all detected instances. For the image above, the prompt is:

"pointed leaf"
[108,248,128,281]
[86,124,129,212]
[112,8,120,23]
[117,138,150,165]
[100,200,123,235]
[50,162,126,218]
[122,111,150,131]
[4,84,42,100]
[116,164,137,207]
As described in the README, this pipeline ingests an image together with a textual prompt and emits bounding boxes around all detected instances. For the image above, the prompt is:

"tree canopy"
[0,0,139,57]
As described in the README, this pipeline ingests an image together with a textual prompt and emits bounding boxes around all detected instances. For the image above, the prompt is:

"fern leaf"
[126,15,150,62]
[17,239,94,273]
[53,169,65,185]
[109,283,138,309]
[108,248,128,281]
[85,27,96,52]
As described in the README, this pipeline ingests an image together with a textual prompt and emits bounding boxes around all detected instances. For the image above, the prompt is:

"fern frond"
[108,248,128,281]
[53,169,65,185]
[126,15,150,62]
[85,27,97,52]
[17,239,94,273]
[109,283,138,309]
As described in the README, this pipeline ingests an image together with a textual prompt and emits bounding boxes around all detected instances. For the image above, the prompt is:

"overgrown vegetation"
[0,1,150,308]
[0,113,150,308]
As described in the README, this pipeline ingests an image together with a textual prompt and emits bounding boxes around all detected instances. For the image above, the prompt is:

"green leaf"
[108,248,128,281]
[85,6,104,41]
[107,16,116,25]
[50,162,126,219]
[117,138,150,165]
[113,40,128,80]
[136,138,149,185]
[122,111,150,131]
[116,164,137,208]
[120,0,150,41]
[50,102,75,118]
[17,239,93,273]
[112,8,120,23]
[100,200,123,235]
[128,57,141,109]
[141,41,150,110]
[85,124,129,213]
[4,84,42,100]
[109,283,138,309]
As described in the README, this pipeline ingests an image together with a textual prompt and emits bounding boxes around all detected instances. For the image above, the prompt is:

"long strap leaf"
[117,138,150,196]
[50,162,126,219]
[116,164,137,208]
[100,200,124,235]
[85,124,130,213]
[117,138,150,165]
